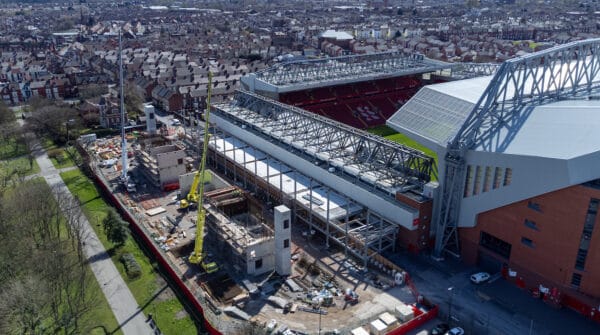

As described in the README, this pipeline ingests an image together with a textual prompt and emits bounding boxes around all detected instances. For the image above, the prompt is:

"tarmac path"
[29,136,154,335]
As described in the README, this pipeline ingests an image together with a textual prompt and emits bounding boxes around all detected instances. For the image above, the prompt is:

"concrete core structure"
[204,187,275,276]
[274,205,292,276]
[137,142,186,189]
[144,103,157,134]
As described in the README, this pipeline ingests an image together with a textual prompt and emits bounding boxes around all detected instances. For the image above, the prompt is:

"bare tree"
[25,103,80,144]
[0,181,98,334]
[0,276,50,335]
[79,83,108,100]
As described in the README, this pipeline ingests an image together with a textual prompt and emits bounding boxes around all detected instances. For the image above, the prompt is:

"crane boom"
[179,166,203,208]
[188,72,217,273]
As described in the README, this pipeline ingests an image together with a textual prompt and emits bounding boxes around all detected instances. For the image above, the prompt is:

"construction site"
[77,59,445,334]
[77,41,600,334]
[73,35,600,335]
[80,101,438,334]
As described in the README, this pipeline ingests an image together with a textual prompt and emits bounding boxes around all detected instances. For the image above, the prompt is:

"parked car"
[171,118,181,126]
[470,272,491,284]
[431,323,450,335]
[445,327,465,335]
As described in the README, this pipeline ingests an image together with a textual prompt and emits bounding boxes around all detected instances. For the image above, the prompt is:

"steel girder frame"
[452,62,500,77]
[207,126,395,265]
[254,51,436,86]
[434,38,600,258]
[224,90,436,188]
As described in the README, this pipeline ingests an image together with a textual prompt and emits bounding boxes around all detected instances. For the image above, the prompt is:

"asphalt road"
[30,137,154,335]
[392,252,600,335]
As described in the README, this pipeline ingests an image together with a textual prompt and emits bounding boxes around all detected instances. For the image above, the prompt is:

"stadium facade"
[388,39,600,312]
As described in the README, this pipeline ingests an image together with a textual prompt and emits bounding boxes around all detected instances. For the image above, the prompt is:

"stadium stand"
[279,76,425,128]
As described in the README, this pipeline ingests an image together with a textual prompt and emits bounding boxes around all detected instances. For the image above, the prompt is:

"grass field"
[48,146,82,169]
[368,125,439,180]
[41,136,82,169]
[0,155,40,176]
[0,136,28,160]
[60,169,197,335]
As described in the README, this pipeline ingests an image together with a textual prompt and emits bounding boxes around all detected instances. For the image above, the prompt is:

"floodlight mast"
[119,28,128,183]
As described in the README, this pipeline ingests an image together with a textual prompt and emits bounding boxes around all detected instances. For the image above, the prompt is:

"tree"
[0,102,19,158]
[124,83,143,119]
[0,276,49,334]
[79,84,108,100]
[0,101,14,125]
[0,181,97,334]
[25,101,79,144]
[56,17,74,31]
[108,221,129,247]
[103,208,129,246]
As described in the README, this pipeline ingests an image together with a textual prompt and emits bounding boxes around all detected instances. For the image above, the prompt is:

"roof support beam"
[434,38,600,258]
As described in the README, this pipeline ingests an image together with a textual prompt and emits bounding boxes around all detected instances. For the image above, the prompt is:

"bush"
[47,148,65,161]
[120,253,142,279]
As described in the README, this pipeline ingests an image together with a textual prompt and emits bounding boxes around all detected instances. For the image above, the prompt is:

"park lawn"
[0,155,40,176]
[42,137,82,169]
[79,268,124,335]
[49,146,82,169]
[0,136,28,160]
[41,136,59,151]
[368,125,439,180]
[60,169,197,335]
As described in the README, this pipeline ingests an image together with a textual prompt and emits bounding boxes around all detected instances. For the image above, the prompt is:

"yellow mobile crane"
[187,72,218,273]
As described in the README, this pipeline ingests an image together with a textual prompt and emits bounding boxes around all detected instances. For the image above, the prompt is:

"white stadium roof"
[388,53,600,155]
[487,99,600,159]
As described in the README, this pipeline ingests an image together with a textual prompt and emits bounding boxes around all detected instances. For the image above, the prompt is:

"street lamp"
[448,286,454,324]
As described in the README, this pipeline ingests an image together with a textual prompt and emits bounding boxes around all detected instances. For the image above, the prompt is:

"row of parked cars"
[431,323,464,335]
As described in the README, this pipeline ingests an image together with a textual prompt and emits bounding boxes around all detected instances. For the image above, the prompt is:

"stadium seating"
[309,87,336,103]
[278,75,426,129]
[280,90,311,106]
[331,85,356,99]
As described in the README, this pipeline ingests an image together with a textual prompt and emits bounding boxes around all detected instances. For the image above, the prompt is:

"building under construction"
[208,90,437,269]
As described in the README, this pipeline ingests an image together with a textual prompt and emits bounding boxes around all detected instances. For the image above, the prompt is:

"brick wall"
[460,184,600,299]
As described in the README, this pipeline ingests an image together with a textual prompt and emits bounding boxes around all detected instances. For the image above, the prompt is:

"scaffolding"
[205,129,400,267]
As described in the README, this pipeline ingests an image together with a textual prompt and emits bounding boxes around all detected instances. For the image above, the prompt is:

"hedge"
[120,253,142,279]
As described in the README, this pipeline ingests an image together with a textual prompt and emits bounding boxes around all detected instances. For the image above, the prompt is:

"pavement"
[29,137,154,335]
[389,251,600,335]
